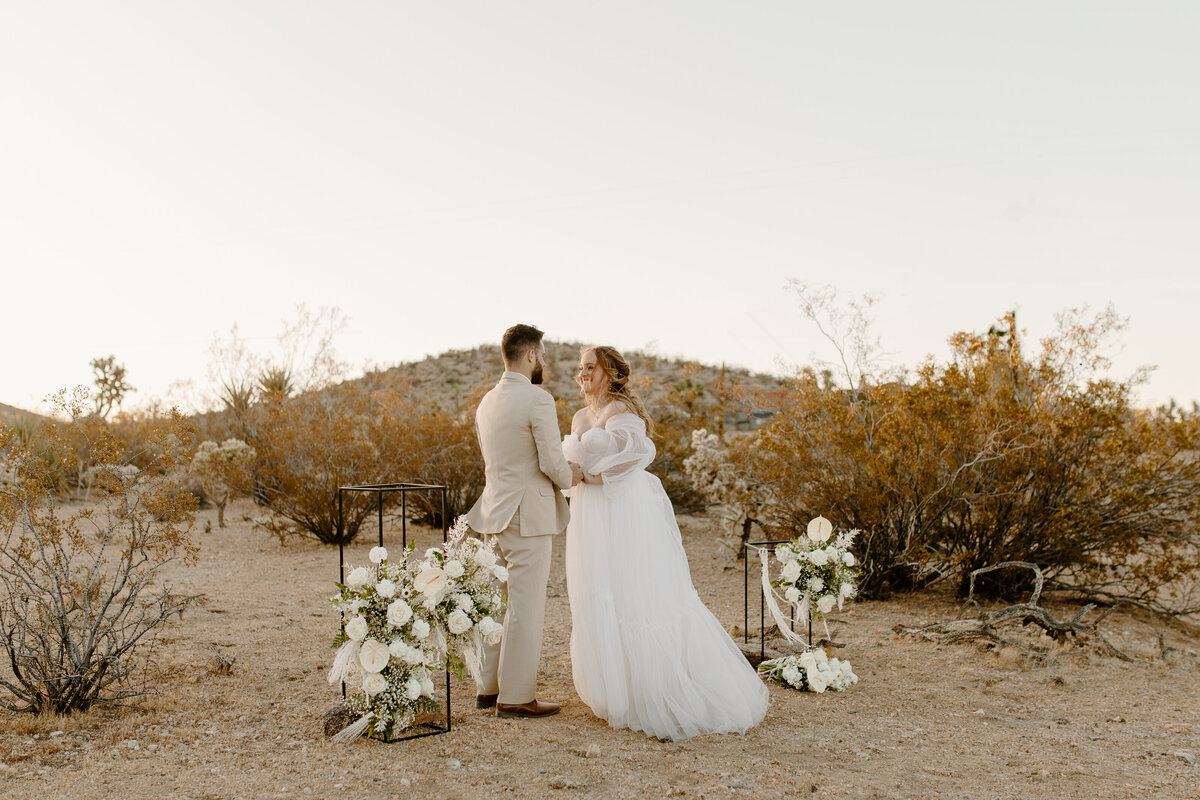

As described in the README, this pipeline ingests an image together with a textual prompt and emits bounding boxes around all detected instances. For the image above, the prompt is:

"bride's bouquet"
[758,646,858,693]
[327,517,506,741]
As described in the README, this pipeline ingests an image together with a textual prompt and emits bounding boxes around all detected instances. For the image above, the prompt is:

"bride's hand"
[583,471,603,485]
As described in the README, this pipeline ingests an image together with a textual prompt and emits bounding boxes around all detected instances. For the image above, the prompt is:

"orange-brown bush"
[243,376,486,544]
[0,389,199,714]
[245,381,398,544]
[377,383,485,528]
[737,302,1200,612]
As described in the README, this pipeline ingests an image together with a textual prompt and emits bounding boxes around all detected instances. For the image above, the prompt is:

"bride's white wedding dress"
[562,413,768,741]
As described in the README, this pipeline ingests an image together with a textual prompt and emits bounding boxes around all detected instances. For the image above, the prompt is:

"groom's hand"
[569,461,584,486]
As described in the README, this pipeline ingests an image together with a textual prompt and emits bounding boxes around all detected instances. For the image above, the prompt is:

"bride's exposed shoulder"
[599,400,632,423]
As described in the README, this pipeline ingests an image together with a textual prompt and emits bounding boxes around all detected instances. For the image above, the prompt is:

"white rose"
[420,676,435,697]
[443,559,465,579]
[808,549,829,567]
[808,577,824,593]
[411,619,430,640]
[781,665,802,687]
[775,545,795,563]
[840,582,854,598]
[447,609,473,635]
[376,579,396,599]
[346,567,370,588]
[358,639,390,673]
[813,647,829,666]
[368,546,388,564]
[387,599,413,627]
[491,565,509,582]
[784,586,801,604]
[413,567,448,599]
[817,595,836,615]
[799,650,817,670]
[453,593,474,612]
[362,672,387,696]
[404,678,422,700]
[344,615,368,642]
[478,616,504,646]
[474,547,497,569]
[806,666,827,693]
[388,639,407,660]
[824,546,838,561]
[843,551,855,567]
[806,516,833,543]
[781,560,802,582]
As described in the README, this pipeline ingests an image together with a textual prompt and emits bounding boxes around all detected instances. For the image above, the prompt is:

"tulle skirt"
[566,472,769,741]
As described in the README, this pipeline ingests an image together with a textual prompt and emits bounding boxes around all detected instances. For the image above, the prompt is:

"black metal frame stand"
[337,482,451,741]
[744,540,813,664]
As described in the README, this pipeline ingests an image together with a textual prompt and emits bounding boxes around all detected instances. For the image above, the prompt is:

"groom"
[465,324,582,718]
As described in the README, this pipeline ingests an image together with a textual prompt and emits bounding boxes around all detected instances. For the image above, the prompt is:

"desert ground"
[1,498,1197,800]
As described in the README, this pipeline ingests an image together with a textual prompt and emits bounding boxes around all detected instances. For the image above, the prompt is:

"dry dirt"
[2,499,1198,800]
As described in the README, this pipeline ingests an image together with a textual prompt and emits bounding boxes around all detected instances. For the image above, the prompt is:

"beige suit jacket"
[465,372,573,537]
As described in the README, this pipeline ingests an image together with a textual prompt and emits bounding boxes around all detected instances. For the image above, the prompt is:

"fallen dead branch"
[893,561,1165,665]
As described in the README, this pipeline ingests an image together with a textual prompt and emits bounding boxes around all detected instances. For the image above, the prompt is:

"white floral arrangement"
[764,516,859,631]
[758,646,858,693]
[327,517,506,741]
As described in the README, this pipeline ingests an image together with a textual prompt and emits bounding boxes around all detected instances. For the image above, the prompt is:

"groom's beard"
[531,364,544,384]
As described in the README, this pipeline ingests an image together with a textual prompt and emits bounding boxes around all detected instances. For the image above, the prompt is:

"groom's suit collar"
[500,371,531,385]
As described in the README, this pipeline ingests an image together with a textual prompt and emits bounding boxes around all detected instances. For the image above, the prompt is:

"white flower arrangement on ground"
[327,517,506,741]
[758,646,858,693]
[755,515,863,693]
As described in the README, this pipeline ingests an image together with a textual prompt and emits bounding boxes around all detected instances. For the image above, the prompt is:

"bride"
[562,346,768,741]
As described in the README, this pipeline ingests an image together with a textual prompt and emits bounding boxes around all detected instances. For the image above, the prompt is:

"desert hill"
[0,401,51,429]
[371,340,784,414]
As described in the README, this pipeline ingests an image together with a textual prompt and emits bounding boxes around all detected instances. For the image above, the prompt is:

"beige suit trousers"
[476,509,554,704]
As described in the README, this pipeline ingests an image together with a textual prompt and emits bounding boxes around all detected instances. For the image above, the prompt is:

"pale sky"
[3,2,1197,413]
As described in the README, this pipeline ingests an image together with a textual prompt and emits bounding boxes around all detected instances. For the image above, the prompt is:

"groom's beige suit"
[466,371,573,704]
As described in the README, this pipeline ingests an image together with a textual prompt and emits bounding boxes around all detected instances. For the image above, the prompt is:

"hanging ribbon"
[758,548,805,645]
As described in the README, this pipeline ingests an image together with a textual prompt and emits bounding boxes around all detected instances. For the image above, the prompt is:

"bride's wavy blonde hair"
[578,346,655,437]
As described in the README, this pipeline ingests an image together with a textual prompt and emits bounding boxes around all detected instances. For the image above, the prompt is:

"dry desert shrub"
[245,381,397,544]
[0,389,199,715]
[695,285,1200,614]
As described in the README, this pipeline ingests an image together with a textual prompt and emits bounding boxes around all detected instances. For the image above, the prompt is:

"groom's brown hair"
[502,324,544,365]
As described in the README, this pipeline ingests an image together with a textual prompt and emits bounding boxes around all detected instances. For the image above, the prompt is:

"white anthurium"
[806,516,833,543]
[358,639,391,673]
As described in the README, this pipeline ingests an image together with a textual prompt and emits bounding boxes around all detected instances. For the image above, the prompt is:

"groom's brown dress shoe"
[476,693,498,709]
[495,700,561,719]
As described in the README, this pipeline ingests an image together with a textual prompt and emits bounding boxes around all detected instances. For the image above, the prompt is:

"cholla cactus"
[190,439,255,528]
[683,429,773,560]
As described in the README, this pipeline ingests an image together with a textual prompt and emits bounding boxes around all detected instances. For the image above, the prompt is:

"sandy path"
[2,498,1197,799]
